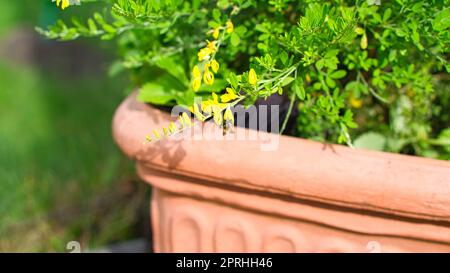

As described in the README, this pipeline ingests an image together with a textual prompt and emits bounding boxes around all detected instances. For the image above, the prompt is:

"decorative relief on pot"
[214,216,257,252]
[169,209,206,252]
[262,226,306,253]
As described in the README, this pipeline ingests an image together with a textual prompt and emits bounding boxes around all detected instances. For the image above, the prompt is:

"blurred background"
[0,1,150,252]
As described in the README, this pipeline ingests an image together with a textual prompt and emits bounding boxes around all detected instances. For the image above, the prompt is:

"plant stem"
[280,91,296,135]
[357,71,389,103]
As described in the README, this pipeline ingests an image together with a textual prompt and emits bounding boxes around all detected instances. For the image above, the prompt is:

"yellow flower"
[360,33,368,50]
[181,112,192,126]
[213,110,223,126]
[189,103,206,121]
[202,92,226,114]
[349,93,362,108]
[192,65,201,78]
[201,100,213,114]
[191,65,202,91]
[305,74,311,83]
[55,0,70,10]
[169,122,176,134]
[212,92,219,102]
[197,41,217,61]
[221,87,237,102]
[203,69,214,85]
[212,28,220,39]
[198,47,212,61]
[192,77,201,91]
[249,68,257,86]
[206,40,217,52]
[210,59,219,73]
[226,20,234,33]
[224,107,234,123]
[204,61,210,70]
[153,129,161,140]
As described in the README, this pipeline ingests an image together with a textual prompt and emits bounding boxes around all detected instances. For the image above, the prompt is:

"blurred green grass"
[0,1,148,252]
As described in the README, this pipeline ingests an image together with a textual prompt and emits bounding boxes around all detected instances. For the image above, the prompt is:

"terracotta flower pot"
[113,92,450,253]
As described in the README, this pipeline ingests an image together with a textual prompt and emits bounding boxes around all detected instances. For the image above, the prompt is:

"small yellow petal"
[226,87,236,97]
[210,59,219,73]
[212,92,219,103]
[349,94,363,108]
[224,108,234,123]
[198,47,211,61]
[153,129,161,140]
[220,94,231,103]
[249,68,257,86]
[206,40,217,52]
[169,122,176,134]
[182,112,192,126]
[305,74,311,83]
[221,88,237,102]
[192,65,201,78]
[192,103,206,121]
[212,28,220,39]
[62,0,70,9]
[192,77,201,91]
[213,111,223,126]
[203,69,214,85]
[201,100,213,114]
[226,20,234,33]
[360,33,368,49]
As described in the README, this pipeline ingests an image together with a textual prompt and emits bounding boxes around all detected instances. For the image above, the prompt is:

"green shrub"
[39,0,450,159]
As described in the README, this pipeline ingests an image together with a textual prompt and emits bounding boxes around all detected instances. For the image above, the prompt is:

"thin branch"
[280,91,296,135]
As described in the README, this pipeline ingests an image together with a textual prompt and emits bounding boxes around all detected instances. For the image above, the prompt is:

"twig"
[280,91,296,134]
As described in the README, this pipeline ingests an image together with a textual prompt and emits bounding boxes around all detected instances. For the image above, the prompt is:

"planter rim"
[113,92,450,223]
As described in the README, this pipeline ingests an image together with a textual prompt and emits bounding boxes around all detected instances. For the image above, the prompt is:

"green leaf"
[432,9,450,31]
[395,28,407,37]
[212,8,221,22]
[279,51,289,65]
[383,8,392,22]
[197,79,228,92]
[137,81,176,105]
[227,72,239,89]
[87,18,97,33]
[235,25,247,35]
[435,128,450,146]
[354,132,386,151]
[155,56,188,84]
[313,82,322,90]
[175,90,196,106]
[330,70,347,79]
[281,76,295,87]
[293,78,305,100]
[325,49,339,58]
[411,30,420,43]
[230,32,240,46]
[315,59,325,71]
[355,27,365,35]
[326,77,336,88]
